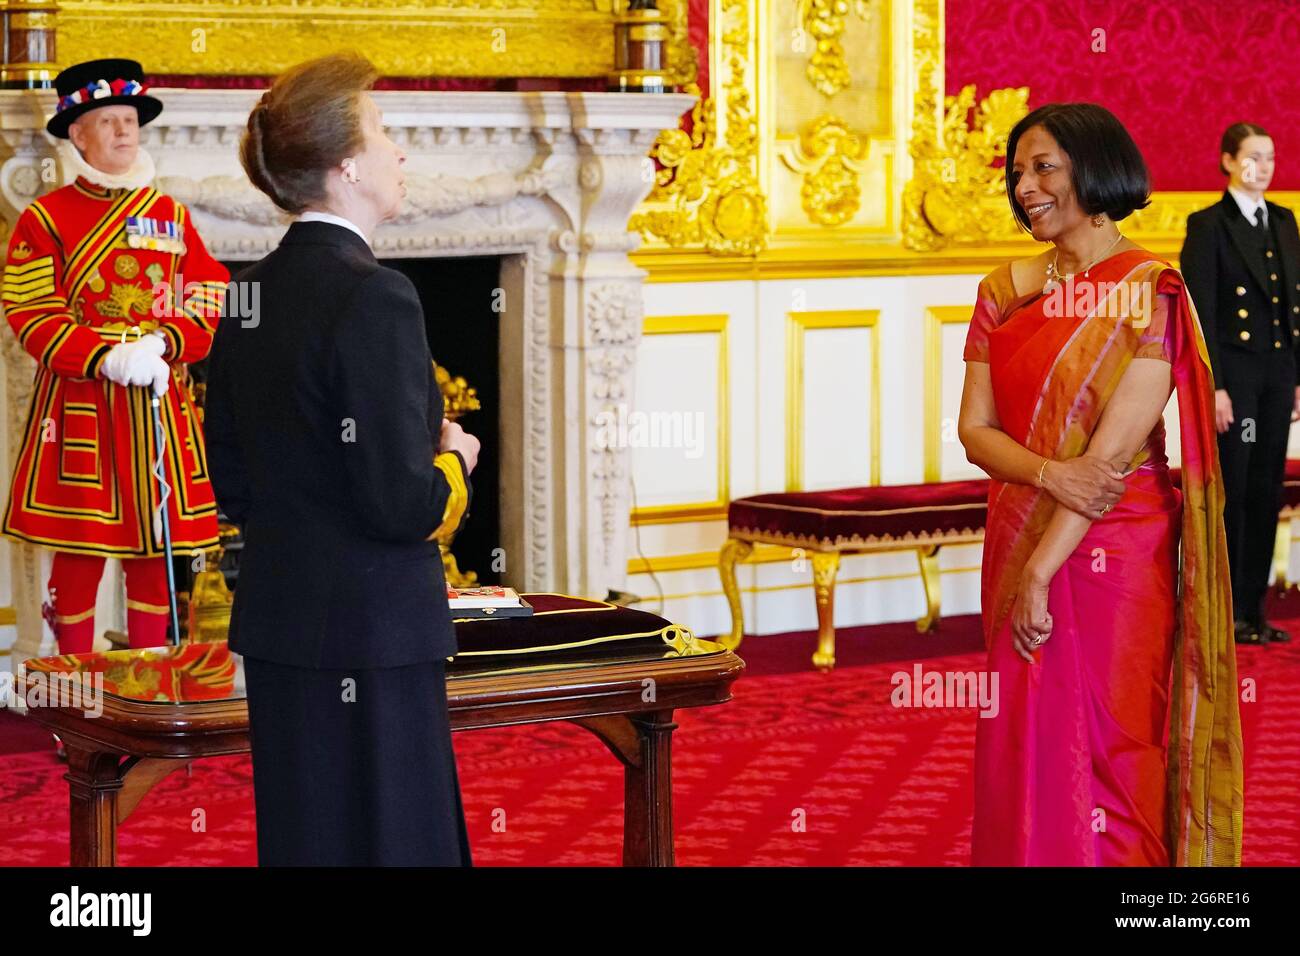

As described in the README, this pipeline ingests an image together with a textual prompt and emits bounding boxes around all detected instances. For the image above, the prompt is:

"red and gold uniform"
[1,175,229,648]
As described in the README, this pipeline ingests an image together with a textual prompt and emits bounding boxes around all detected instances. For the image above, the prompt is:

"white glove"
[101,333,170,396]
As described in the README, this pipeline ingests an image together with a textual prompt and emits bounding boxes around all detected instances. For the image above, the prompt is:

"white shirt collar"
[297,210,369,244]
[1228,186,1267,227]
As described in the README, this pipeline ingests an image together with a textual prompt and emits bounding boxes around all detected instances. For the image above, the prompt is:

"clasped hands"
[1011,454,1128,662]
[1038,454,1127,521]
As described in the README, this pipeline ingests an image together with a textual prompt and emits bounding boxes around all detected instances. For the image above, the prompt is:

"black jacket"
[1180,191,1300,386]
[204,220,470,668]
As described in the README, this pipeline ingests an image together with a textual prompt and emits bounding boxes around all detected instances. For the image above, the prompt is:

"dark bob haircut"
[1004,102,1151,232]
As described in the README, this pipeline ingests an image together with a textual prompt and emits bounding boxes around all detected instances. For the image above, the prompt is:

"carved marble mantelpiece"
[0,88,693,664]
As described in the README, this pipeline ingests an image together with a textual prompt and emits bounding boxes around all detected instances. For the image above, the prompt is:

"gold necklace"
[1043,233,1124,291]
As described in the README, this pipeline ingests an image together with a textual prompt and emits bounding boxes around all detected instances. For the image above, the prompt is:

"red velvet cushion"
[728,479,990,549]
[450,594,697,660]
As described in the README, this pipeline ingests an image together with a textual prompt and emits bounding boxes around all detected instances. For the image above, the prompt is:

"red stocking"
[124,556,171,648]
[46,552,106,655]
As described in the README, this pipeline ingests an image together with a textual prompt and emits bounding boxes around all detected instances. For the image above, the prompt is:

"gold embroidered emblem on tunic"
[98,282,153,319]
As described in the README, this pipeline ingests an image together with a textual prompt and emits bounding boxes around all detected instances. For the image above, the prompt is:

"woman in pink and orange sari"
[958,104,1243,866]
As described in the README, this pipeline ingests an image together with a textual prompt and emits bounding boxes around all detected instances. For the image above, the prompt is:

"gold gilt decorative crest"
[781,113,873,227]
[632,0,767,256]
[98,282,155,319]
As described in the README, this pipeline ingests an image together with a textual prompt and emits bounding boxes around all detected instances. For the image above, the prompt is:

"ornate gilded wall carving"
[633,0,897,254]
[774,0,892,239]
[797,0,878,97]
[631,0,767,255]
[783,113,872,227]
[902,83,1028,250]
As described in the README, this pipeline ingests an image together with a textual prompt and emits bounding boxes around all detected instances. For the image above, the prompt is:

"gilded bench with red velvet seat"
[719,460,1300,671]
[1278,459,1300,588]
[719,479,990,669]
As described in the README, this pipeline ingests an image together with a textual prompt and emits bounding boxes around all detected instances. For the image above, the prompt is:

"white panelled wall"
[630,271,1300,640]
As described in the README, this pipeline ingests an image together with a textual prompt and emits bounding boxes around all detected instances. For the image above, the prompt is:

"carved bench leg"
[811,551,840,671]
[916,545,942,632]
[718,537,753,651]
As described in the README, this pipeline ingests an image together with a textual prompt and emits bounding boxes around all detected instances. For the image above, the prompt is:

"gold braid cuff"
[428,452,469,541]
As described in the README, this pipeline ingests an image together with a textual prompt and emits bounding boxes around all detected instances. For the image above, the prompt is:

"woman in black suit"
[1181,122,1300,645]
[204,52,481,865]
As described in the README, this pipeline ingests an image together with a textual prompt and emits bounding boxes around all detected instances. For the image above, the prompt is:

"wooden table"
[17,595,742,867]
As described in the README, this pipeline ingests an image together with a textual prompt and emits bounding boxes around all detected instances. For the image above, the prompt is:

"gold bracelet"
[1036,457,1049,488]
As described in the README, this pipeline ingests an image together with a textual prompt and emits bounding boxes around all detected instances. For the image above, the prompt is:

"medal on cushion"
[125,216,187,256]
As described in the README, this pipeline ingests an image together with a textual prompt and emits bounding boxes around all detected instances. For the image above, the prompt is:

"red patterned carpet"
[2,602,1298,867]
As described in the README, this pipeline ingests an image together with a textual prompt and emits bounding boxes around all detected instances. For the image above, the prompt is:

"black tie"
[1254,208,1268,234]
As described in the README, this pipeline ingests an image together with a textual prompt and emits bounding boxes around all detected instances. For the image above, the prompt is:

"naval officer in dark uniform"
[204,52,481,865]
[1181,122,1300,645]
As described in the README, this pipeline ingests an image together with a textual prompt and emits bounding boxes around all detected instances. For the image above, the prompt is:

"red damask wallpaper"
[946,0,1300,191]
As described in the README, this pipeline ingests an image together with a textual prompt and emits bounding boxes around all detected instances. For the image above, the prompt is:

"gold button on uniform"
[1239,308,1249,318]
[1237,286,1247,296]
[1274,296,1281,303]
[1276,342,1283,349]
[1267,250,1275,258]
[1271,273,1279,281]
[1241,330,1251,341]
[1274,319,1281,325]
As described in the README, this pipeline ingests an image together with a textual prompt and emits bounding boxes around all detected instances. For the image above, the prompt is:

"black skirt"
[242,656,471,866]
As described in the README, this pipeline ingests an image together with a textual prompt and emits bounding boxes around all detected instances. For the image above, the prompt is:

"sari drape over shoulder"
[965,249,1243,866]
